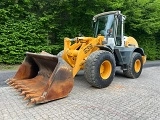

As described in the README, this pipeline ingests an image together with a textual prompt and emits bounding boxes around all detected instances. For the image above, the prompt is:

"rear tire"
[84,50,116,88]
[123,52,143,78]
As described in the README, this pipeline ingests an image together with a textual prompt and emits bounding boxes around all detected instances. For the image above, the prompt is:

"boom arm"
[62,36,104,77]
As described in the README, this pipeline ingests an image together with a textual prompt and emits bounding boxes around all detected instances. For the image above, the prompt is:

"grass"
[0,64,20,71]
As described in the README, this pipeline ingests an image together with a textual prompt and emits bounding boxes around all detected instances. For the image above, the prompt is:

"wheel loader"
[7,11,146,105]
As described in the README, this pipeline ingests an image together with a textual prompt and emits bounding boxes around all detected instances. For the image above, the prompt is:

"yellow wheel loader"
[7,11,146,105]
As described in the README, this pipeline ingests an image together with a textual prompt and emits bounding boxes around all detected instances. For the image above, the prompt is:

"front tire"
[123,52,143,78]
[84,50,116,88]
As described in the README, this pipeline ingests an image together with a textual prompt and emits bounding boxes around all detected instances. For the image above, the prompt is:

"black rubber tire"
[84,50,116,88]
[57,50,64,57]
[123,52,143,78]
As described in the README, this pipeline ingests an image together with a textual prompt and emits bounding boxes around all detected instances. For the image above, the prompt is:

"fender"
[134,48,145,56]
[96,45,113,53]
[114,47,146,67]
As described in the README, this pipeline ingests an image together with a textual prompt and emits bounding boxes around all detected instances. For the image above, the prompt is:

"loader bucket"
[7,51,74,105]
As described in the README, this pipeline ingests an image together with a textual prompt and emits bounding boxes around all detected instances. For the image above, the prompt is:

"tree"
[0,0,160,64]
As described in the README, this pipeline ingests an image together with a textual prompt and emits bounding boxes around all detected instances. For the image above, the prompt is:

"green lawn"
[0,64,20,71]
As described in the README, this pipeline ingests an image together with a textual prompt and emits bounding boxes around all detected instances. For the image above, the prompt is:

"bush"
[138,37,157,60]
[0,6,62,64]
[0,0,160,64]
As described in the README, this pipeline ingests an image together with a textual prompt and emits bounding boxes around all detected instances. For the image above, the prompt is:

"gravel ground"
[0,61,160,120]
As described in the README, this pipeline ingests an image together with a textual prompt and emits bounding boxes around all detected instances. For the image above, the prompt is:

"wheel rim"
[134,59,141,73]
[100,60,112,79]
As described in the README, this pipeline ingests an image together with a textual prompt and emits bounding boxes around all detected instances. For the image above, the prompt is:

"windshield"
[95,14,114,37]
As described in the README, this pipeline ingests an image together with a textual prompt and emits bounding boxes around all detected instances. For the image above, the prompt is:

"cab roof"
[93,11,121,22]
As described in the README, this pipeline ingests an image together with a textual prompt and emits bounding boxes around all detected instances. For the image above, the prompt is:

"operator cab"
[93,11,126,47]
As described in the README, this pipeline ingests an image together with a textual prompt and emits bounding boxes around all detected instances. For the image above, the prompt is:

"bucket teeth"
[7,79,19,85]
[6,78,15,83]
[9,77,48,104]
[10,83,16,86]
[7,81,13,85]
[28,96,44,105]
[24,95,31,100]
[20,90,35,96]
[23,90,44,101]
[5,79,10,83]
[9,81,22,87]
[14,85,27,89]
[20,91,30,96]
[27,98,37,106]
[14,84,24,89]
[13,86,18,89]
[20,91,26,96]
[24,93,39,101]
[20,87,30,91]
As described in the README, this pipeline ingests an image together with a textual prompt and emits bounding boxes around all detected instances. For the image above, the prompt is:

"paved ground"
[0,62,160,120]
